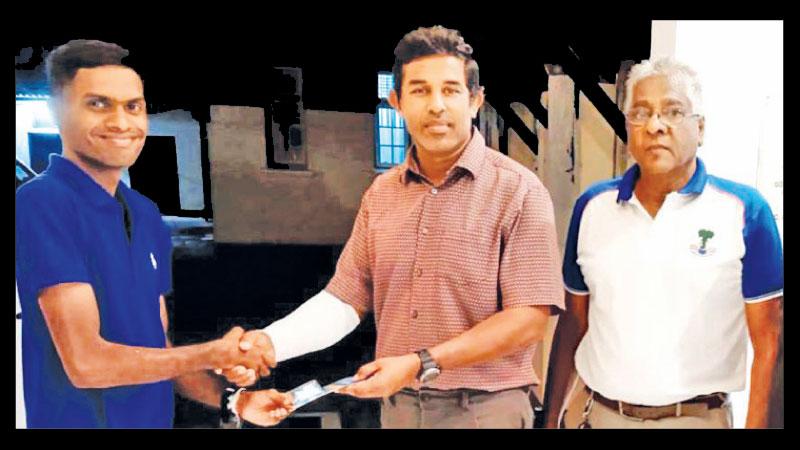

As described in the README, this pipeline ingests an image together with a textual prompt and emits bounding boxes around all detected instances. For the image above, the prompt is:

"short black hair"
[45,39,130,97]
[392,26,480,98]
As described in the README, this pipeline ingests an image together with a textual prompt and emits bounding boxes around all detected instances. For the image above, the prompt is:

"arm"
[342,305,553,398]
[38,282,266,389]
[744,297,782,428]
[542,291,589,428]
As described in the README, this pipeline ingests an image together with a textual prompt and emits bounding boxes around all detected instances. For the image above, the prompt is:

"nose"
[104,105,132,132]
[645,112,668,135]
[427,91,446,115]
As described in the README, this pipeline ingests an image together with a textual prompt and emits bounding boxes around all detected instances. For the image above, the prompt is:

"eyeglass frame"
[625,106,703,127]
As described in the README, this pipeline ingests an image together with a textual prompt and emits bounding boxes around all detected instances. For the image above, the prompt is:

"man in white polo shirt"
[543,57,783,428]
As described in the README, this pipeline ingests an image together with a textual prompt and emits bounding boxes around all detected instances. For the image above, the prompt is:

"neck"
[415,137,470,186]
[634,158,697,209]
[63,151,122,197]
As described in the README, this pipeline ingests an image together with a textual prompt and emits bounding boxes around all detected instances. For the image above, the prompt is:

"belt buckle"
[617,401,646,422]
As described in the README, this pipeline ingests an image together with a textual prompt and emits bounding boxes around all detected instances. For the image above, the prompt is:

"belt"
[398,385,531,402]
[585,386,727,421]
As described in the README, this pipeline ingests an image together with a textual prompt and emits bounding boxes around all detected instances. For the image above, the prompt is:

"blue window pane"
[393,129,405,146]
[380,146,393,165]
[378,73,394,99]
[393,146,405,164]
[394,113,404,128]
[378,109,389,126]
[379,128,392,145]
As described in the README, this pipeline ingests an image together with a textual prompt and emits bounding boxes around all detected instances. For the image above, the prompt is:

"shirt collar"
[45,154,123,208]
[617,157,708,203]
[400,127,487,184]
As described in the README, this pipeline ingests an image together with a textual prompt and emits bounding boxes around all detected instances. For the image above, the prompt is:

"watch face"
[420,368,441,383]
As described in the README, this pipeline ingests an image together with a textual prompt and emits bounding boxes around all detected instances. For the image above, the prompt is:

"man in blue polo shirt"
[15,39,291,428]
[544,57,782,428]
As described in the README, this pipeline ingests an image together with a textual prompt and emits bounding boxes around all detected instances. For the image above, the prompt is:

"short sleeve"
[15,186,91,300]
[324,186,374,313]
[499,184,565,311]
[742,194,783,302]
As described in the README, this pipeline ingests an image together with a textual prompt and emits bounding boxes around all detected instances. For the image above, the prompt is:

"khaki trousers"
[381,388,534,429]
[561,377,732,429]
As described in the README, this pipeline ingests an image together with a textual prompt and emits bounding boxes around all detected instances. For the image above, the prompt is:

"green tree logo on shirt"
[698,229,715,255]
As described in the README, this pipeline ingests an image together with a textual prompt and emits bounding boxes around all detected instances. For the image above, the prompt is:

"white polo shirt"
[563,158,783,406]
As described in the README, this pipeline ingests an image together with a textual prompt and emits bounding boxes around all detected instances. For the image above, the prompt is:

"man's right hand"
[213,329,276,387]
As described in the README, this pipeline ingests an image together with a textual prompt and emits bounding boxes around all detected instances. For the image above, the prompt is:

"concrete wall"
[208,106,375,245]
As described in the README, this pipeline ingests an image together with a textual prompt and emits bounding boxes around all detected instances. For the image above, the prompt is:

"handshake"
[211,327,276,387]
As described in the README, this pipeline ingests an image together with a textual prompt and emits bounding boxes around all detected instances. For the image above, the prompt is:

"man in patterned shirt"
[220,25,564,428]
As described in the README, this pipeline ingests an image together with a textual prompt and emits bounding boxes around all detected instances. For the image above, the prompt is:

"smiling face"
[626,74,704,176]
[53,65,148,172]
[389,54,483,157]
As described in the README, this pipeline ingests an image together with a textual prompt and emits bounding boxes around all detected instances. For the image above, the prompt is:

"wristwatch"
[415,349,441,384]
[220,387,246,428]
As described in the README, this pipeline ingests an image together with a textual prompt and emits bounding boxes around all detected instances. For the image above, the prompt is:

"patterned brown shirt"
[326,129,564,391]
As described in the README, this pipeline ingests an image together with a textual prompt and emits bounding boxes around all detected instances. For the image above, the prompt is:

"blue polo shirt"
[15,155,174,428]
[562,157,783,405]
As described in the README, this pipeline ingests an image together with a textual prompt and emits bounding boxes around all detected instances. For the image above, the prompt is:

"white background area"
[651,20,783,428]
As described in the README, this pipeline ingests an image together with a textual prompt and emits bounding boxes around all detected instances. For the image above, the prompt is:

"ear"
[388,89,401,111]
[469,87,485,119]
[697,115,705,146]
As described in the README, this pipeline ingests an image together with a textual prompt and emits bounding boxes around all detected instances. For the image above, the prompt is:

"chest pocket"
[438,225,500,287]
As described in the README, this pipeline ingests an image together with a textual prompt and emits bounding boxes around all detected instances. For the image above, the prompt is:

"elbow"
[62,349,110,389]
[64,360,100,389]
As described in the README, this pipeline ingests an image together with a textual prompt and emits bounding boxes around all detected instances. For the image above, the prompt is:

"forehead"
[66,65,144,100]
[631,75,690,106]
[401,54,467,85]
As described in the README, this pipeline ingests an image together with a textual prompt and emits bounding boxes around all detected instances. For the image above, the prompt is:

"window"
[375,72,408,169]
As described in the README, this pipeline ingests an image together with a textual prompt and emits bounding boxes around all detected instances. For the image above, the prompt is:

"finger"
[266,389,293,408]
[234,365,246,376]
[354,361,380,381]
[262,333,277,367]
[226,326,245,340]
[239,331,263,352]
[261,352,276,371]
[233,372,255,387]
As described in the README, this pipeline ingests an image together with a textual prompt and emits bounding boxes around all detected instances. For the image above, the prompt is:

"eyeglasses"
[626,106,702,127]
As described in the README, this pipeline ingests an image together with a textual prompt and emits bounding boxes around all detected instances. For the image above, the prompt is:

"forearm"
[175,370,226,409]
[66,339,220,389]
[745,349,779,428]
[263,290,362,362]
[543,314,585,426]
[428,305,550,371]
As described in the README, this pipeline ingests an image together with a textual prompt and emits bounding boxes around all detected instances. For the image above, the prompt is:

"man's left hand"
[237,389,293,427]
[340,354,421,398]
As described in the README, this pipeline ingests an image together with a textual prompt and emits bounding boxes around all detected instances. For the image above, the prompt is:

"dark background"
[13,14,653,428]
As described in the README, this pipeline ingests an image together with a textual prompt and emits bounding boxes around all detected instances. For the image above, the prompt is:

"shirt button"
[414,267,423,277]
[421,227,429,235]
[411,310,419,319]
[431,188,438,195]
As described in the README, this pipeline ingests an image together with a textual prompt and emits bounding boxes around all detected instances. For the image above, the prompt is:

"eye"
[664,107,685,120]
[410,87,425,94]
[629,108,651,122]
[87,98,109,109]
[444,87,460,95]
[127,102,144,113]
